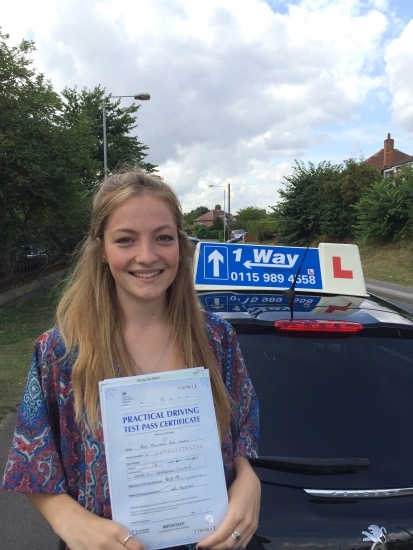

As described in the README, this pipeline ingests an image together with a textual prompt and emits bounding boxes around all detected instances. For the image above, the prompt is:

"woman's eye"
[116,237,132,244]
[157,235,174,242]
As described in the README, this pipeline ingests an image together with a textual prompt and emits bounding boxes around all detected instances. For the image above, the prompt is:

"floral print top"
[3,313,259,521]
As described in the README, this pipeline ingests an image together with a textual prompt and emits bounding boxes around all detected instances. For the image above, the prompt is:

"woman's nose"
[135,240,158,263]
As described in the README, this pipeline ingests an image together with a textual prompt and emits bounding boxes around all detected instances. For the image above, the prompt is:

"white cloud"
[385,19,413,132]
[1,0,412,212]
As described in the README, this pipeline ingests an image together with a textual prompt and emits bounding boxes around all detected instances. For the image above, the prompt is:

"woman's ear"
[96,237,107,264]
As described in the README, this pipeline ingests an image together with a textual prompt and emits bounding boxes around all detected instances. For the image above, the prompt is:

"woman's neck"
[122,305,177,375]
[118,295,169,331]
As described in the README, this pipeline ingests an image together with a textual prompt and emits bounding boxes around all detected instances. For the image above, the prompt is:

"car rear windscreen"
[236,329,413,487]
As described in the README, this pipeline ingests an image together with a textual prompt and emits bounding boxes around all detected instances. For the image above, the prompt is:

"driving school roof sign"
[193,242,368,297]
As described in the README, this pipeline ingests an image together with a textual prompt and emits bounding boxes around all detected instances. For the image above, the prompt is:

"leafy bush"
[354,166,413,243]
[246,220,278,242]
[194,227,208,239]
[194,228,220,240]
[275,159,380,245]
[207,230,220,239]
[236,206,267,226]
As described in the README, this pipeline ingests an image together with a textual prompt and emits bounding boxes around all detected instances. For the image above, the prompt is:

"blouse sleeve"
[204,313,259,460]
[2,330,68,494]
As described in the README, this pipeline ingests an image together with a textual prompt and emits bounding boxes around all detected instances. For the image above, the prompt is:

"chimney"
[214,204,222,211]
[384,133,394,167]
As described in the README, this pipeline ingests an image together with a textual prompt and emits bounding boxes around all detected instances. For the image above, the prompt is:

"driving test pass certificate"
[99,368,228,550]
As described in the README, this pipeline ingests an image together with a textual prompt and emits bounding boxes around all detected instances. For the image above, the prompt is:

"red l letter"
[325,302,352,313]
[332,257,353,279]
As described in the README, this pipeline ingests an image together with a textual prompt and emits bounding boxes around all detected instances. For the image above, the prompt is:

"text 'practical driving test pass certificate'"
[99,368,228,550]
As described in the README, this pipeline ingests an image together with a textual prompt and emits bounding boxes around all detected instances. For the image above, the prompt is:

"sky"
[1,0,413,215]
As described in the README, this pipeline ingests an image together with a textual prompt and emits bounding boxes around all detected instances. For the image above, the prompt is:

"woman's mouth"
[130,270,162,278]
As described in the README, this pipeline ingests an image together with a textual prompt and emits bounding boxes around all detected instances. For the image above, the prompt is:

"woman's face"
[102,194,180,309]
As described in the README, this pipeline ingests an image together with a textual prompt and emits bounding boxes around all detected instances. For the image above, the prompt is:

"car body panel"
[230,229,247,239]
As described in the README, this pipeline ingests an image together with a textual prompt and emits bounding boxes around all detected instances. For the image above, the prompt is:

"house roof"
[397,155,413,167]
[193,207,235,224]
[193,209,224,223]
[365,148,411,171]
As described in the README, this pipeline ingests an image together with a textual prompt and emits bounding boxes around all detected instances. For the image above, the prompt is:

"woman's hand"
[196,457,261,550]
[26,493,145,550]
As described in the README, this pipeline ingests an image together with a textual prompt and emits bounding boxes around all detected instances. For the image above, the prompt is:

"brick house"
[192,204,236,227]
[382,154,413,178]
[365,133,411,175]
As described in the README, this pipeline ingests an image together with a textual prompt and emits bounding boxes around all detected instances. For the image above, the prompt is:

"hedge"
[245,220,278,242]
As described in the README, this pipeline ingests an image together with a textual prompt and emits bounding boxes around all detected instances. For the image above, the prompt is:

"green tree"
[275,161,340,245]
[0,32,96,275]
[338,158,381,236]
[267,205,279,219]
[212,216,224,230]
[354,165,413,243]
[315,158,380,241]
[275,158,380,245]
[61,86,157,190]
[183,206,209,226]
[235,206,267,227]
[246,220,278,242]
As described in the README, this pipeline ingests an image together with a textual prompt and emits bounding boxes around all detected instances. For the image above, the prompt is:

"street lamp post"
[227,182,231,238]
[208,184,229,242]
[102,93,150,177]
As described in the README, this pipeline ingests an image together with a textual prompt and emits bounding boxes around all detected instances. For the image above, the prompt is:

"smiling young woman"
[102,194,180,311]
[2,171,260,550]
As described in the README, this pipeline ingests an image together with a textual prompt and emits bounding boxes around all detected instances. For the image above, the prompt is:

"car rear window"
[235,328,413,487]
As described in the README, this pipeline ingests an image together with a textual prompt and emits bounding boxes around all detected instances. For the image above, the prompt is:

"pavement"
[0,410,60,549]
[1,277,413,549]
[365,278,413,306]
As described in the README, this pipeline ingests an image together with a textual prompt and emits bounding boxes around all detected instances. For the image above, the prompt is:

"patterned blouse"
[3,313,259,522]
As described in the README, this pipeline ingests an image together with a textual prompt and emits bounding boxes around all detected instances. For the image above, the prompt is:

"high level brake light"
[274,320,363,333]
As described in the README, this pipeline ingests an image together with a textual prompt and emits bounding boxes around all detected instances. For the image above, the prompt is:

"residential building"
[192,204,236,227]
[382,154,413,178]
[365,133,411,175]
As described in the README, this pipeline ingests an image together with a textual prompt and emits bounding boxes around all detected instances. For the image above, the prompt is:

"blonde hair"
[56,172,231,437]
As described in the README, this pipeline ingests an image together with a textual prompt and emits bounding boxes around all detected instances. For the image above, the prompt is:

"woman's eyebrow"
[112,224,175,234]
[112,228,137,234]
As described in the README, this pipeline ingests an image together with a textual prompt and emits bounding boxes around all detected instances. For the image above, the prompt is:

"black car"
[193,241,413,550]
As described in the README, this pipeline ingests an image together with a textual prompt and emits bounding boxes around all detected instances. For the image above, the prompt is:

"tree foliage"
[340,158,381,230]
[275,159,380,245]
[267,205,279,219]
[61,86,157,190]
[354,165,413,243]
[246,220,278,242]
[236,206,267,227]
[0,32,157,276]
[275,161,336,245]
[0,32,95,274]
[212,216,224,230]
[183,206,209,226]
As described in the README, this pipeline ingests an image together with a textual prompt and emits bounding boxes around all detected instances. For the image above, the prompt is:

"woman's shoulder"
[203,311,231,330]
[202,311,235,341]
[34,326,67,361]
